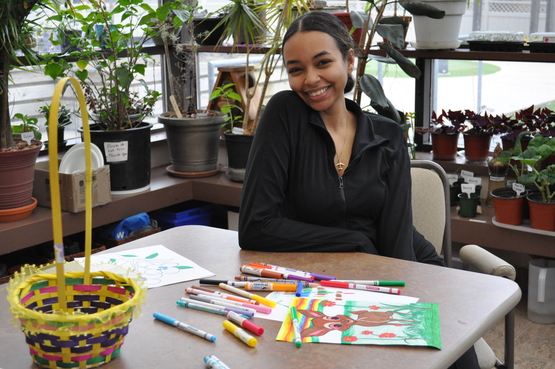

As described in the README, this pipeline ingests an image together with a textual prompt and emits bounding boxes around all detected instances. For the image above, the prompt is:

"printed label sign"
[104,141,128,163]
[467,177,482,185]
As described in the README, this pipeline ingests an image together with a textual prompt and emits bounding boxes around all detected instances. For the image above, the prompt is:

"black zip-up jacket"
[239,91,436,263]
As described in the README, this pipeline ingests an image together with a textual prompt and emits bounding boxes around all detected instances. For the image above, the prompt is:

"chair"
[410,160,516,369]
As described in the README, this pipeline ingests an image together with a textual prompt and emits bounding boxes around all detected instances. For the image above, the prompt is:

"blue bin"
[151,201,213,230]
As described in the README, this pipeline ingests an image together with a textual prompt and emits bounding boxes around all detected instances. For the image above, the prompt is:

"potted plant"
[156,0,227,177]
[350,0,446,125]
[209,82,253,182]
[496,134,555,231]
[43,0,164,193]
[406,0,468,50]
[39,103,74,149]
[416,109,465,160]
[462,109,494,163]
[0,0,49,220]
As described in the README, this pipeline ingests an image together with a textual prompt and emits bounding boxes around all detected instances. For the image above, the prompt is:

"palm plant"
[0,0,50,150]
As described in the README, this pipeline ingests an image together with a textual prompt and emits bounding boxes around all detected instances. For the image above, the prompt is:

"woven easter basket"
[7,77,146,368]
[7,263,145,369]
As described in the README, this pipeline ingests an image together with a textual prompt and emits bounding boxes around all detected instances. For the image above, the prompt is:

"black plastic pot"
[224,133,254,182]
[82,123,152,193]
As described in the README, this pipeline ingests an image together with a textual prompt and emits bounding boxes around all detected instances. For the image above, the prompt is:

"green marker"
[289,306,302,348]
[334,280,406,286]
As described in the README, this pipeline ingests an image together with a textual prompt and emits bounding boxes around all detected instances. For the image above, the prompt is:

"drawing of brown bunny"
[297,309,414,338]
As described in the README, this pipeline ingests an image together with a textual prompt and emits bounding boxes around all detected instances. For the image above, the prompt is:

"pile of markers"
[154,263,407,368]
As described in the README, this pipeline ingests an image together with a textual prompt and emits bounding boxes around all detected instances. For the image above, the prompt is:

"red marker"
[240,265,284,279]
[320,280,401,295]
[226,311,264,336]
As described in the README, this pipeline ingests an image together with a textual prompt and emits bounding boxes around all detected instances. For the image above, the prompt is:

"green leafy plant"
[350,0,446,124]
[39,103,74,127]
[12,113,42,141]
[209,83,244,133]
[0,0,51,150]
[42,0,164,130]
[495,132,555,202]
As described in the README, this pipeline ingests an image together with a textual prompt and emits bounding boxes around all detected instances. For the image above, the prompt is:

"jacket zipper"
[338,176,346,201]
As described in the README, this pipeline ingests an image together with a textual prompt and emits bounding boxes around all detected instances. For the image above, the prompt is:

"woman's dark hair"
[283,11,359,93]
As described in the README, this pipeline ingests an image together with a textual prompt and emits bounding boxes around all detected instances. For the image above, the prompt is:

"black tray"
[467,41,525,52]
[529,42,555,53]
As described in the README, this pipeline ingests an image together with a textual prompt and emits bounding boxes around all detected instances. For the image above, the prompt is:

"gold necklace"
[335,119,349,171]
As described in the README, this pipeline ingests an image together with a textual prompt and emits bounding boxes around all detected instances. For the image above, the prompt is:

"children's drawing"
[261,286,418,322]
[77,245,214,289]
[277,297,441,349]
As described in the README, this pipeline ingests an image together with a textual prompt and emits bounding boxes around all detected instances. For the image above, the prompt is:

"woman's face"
[283,30,354,115]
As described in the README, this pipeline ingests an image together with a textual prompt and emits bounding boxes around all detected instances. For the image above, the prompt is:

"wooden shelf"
[0,166,242,256]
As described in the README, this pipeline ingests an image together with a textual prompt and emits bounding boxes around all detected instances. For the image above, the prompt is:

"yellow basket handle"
[48,77,92,312]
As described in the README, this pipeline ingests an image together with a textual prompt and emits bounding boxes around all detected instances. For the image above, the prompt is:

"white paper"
[76,245,214,289]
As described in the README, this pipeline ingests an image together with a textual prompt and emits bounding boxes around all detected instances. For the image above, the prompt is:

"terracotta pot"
[431,132,459,160]
[463,133,492,163]
[0,140,42,210]
[527,194,555,232]
[491,187,527,225]
[332,12,363,43]
[0,198,38,222]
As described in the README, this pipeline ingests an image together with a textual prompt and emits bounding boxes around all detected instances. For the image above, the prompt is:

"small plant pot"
[449,179,464,206]
[458,193,480,218]
[491,187,528,225]
[526,194,555,232]
[432,132,459,161]
[463,133,492,163]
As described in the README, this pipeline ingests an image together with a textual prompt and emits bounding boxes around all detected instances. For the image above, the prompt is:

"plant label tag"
[447,174,458,185]
[467,177,482,186]
[21,131,34,145]
[461,170,474,182]
[513,183,525,197]
[104,141,128,163]
[461,183,476,196]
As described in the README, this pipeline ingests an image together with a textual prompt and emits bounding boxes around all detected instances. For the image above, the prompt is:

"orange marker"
[243,282,297,292]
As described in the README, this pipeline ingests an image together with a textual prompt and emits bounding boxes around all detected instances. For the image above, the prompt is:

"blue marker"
[295,282,303,297]
[204,354,231,369]
[153,312,216,342]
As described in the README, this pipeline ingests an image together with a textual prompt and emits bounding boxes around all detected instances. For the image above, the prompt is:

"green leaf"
[350,11,372,30]
[122,255,137,258]
[376,24,405,50]
[174,266,193,270]
[146,253,159,259]
[381,43,421,79]
[399,0,446,19]
[360,73,388,108]
[75,69,88,82]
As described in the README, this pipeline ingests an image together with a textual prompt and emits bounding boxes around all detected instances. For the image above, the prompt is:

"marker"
[334,280,406,286]
[235,277,319,287]
[204,355,231,369]
[180,297,255,318]
[219,283,277,308]
[289,306,302,348]
[244,282,297,292]
[226,311,264,335]
[189,295,257,314]
[295,282,304,297]
[195,293,272,314]
[222,320,257,347]
[153,312,216,342]
[320,280,401,295]
[176,300,227,316]
[200,279,248,287]
[249,263,336,281]
[240,265,314,282]
[186,286,258,305]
